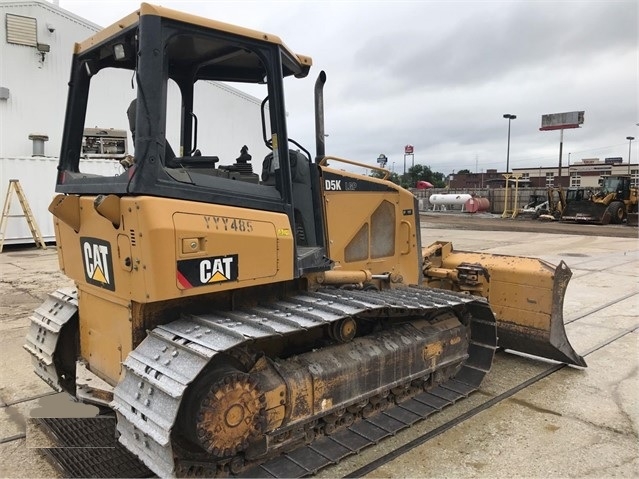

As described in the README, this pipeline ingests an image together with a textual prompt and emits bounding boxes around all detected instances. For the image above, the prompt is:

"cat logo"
[200,256,235,283]
[177,254,239,289]
[80,237,115,291]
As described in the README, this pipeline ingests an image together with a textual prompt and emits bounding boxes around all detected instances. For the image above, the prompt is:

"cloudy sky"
[57,0,637,175]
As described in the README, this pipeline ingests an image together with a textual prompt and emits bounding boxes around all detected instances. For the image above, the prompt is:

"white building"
[1,0,268,244]
[566,158,638,188]
[0,0,100,159]
[511,158,638,189]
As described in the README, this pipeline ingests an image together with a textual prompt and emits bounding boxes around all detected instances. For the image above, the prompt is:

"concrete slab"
[0,440,59,478]
[0,403,25,440]
[315,352,555,478]
[0,325,53,404]
[0,228,637,478]
[370,332,639,478]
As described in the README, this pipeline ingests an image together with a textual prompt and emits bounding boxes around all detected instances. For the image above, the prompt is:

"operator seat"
[127,99,176,163]
[261,149,316,246]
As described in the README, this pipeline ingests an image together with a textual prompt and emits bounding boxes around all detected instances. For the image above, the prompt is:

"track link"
[26,286,495,478]
[23,288,78,391]
[113,286,496,477]
[239,380,491,478]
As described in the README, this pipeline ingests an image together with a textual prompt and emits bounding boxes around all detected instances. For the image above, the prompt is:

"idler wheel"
[194,373,266,457]
[330,317,356,342]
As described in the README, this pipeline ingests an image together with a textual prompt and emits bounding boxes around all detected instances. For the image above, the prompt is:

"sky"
[57,0,638,176]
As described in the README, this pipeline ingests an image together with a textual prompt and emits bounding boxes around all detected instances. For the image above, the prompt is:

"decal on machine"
[177,254,239,288]
[324,179,342,191]
[322,171,396,192]
[203,216,254,233]
[80,237,115,291]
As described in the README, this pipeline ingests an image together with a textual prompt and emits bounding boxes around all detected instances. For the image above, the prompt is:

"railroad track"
[14,290,636,478]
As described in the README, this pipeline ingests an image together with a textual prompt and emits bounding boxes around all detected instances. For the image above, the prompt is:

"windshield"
[601,177,622,193]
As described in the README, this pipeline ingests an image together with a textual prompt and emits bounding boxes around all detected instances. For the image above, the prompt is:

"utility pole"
[503,114,516,173]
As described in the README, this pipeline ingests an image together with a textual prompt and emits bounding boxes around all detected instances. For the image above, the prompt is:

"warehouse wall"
[1,1,269,244]
[0,1,100,158]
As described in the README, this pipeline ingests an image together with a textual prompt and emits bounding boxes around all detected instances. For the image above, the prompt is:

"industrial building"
[0,0,268,244]
[449,157,638,190]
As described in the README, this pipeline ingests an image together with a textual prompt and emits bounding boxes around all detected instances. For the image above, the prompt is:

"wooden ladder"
[0,179,47,252]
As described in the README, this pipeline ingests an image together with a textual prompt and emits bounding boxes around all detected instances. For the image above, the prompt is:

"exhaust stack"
[314,71,326,163]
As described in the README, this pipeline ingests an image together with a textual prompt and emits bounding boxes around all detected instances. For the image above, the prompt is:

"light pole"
[627,136,635,175]
[503,114,516,173]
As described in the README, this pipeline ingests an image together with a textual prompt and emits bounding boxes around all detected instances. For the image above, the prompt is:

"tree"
[403,164,446,188]
[370,169,401,185]
[457,169,471,175]
[370,164,445,188]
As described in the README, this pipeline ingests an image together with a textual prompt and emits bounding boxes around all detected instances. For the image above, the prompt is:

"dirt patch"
[420,212,638,238]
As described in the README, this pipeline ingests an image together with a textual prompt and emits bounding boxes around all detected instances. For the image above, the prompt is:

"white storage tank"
[429,193,472,211]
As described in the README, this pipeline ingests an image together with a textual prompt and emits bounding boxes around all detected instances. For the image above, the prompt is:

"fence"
[412,187,551,215]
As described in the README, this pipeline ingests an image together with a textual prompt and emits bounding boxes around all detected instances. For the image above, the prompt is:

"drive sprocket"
[194,373,266,457]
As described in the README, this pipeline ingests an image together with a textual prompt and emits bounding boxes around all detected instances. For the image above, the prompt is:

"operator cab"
[56,3,328,275]
[599,176,631,200]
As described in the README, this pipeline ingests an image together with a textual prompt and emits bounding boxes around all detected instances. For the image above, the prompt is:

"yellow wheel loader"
[561,176,638,224]
[25,4,584,477]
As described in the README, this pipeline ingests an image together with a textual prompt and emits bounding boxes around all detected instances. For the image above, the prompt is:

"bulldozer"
[24,4,585,477]
[561,175,638,224]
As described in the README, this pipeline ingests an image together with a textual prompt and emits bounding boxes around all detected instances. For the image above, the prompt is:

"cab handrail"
[318,156,390,180]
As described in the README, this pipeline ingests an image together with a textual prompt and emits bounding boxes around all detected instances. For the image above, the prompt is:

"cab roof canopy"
[75,2,312,83]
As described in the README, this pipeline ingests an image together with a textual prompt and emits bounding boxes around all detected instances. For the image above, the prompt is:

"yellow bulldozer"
[25,4,585,477]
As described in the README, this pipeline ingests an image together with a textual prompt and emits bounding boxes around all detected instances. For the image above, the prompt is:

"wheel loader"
[561,175,638,224]
[24,4,585,477]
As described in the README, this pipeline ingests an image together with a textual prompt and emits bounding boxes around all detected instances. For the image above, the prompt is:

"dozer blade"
[561,202,608,224]
[424,243,586,367]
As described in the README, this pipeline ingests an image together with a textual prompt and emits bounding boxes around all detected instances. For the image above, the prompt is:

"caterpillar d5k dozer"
[24,4,585,477]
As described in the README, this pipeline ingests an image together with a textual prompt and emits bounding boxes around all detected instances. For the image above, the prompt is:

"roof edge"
[0,0,101,31]
[73,2,311,70]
